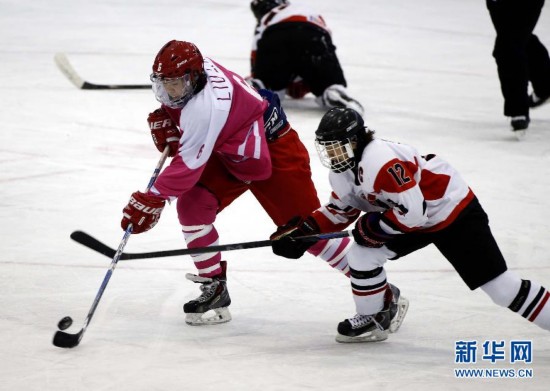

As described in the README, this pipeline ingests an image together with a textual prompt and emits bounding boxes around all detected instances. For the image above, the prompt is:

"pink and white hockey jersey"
[151,58,271,199]
[317,139,475,235]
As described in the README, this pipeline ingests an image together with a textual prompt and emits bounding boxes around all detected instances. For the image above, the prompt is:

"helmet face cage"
[150,73,194,109]
[315,137,356,173]
[314,107,367,173]
[150,40,204,108]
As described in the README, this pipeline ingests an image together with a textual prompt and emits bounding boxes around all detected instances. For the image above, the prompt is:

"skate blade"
[514,130,527,141]
[389,296,409,333]
[335,328,388,343]
[185,307,232,326]
[513,130,527,141]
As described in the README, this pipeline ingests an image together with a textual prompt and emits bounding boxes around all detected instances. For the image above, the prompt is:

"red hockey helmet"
[150,40,205,108]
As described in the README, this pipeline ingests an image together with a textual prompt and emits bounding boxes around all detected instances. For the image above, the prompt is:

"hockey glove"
[147,108,181,157]
[259,89,291,141]
[286,77,310,99]
[352,212,394,248]
[271,216,321,259]
[121,191,165,234]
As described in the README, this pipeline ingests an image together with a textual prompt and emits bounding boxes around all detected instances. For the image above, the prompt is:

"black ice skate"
[529,92,549,108]
[510,115,530,140]
[183,261,232,325]
[387,283,409,333]
[335,283,409,343]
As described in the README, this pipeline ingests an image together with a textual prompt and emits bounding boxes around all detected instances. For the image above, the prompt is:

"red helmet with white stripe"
[150,40,205,109]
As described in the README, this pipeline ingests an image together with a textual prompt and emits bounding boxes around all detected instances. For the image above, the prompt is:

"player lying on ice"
[119,40,356,326]
[247,0,364,115]
[271,107,550,343]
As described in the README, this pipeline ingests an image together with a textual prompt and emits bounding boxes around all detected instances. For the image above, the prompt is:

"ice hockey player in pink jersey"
[120,40,352,326]
[273,107,550,342]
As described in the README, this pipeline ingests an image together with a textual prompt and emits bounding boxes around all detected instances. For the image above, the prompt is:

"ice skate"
[510,115,529,140]
[336,283,408,343]
[388,283,409,333]
[318,84,364,116]
[183,261,232,325]
[529,92,549,108]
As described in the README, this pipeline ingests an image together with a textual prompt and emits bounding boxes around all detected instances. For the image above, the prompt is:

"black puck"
[58,316,73,330]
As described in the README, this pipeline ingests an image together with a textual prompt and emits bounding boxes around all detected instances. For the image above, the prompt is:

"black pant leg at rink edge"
[486,0,550,116]
[387,197,508,290]
[254,22,347,96]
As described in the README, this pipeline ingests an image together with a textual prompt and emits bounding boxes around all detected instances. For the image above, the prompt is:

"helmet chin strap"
[350,139,366,185]
[344,143,355,161]
[328,140,356,173]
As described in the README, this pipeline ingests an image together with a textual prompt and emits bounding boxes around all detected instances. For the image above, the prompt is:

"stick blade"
[52,330,83,348]
[54,53,85,89]
[54,53,152,90]
[70,230,117,258]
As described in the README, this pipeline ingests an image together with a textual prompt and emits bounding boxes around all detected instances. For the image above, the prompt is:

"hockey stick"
[52,147,170,349]
[54,53,151,90]
[70,230,351,260]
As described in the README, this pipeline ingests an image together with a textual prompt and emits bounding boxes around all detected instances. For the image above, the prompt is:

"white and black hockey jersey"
[252,3,330,52]
[314,139,475,236]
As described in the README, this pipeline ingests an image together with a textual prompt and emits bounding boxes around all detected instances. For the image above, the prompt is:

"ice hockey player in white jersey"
[272,107,550,342]
[249,0,363,115]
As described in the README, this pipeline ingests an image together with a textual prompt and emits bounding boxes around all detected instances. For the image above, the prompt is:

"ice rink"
[1,0,550,390]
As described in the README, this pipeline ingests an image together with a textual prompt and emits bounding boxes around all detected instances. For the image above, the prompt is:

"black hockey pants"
[254,22,347,96]
[487,0,550,116]
[386,197,508,290]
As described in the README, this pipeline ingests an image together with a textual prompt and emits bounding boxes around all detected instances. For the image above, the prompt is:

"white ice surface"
[1,0,550,390]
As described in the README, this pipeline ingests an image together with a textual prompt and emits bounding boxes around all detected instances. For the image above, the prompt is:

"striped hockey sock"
[508,280,550,331]
[308,237,352,277]
[182,223,222,278]
[350,266,388,315]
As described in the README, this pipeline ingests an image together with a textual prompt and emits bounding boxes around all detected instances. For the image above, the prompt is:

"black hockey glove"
[352,212,394,248]
[271,216,321,259]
